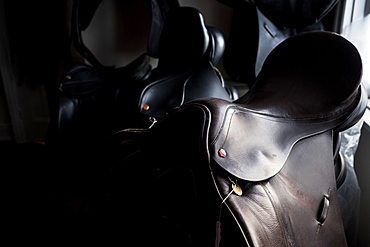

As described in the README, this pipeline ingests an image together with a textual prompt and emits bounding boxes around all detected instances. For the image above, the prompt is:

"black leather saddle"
[107,31,367,246]
[218,0,339,87]
[48,4,235,145]
[134,6,237,126]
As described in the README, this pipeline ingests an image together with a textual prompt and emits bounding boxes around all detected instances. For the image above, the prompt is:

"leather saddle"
[134,6,237,126]
[107,31,367,246]
[218,0,338,87]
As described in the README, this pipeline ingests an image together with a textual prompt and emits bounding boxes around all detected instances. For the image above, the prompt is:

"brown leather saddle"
[107,31,367,246]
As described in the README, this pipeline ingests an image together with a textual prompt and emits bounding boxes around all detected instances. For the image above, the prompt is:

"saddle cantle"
[107,31,367,246]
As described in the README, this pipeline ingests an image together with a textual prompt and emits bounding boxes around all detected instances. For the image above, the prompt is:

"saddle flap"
[139,64,231,119]
[139,70,193,118]
[210,105,326,181]
[61,63,106,97]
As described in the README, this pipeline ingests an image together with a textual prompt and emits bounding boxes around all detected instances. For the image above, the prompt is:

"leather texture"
[108,31,367,246]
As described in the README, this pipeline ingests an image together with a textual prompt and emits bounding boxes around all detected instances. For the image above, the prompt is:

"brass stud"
[143,104,150,111]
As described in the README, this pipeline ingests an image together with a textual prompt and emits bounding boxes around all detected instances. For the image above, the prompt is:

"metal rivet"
[218,148,227,158]
[143,105,150,111]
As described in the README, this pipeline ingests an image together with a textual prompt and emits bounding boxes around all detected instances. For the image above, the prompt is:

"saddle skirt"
[108,31,367,246]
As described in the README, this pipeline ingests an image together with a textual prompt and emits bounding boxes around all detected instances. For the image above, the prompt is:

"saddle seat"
[107,31,367,246]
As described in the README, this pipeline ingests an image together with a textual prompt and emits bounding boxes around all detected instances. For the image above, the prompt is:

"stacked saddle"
[47,1,367,246]
[48,4,235,146]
